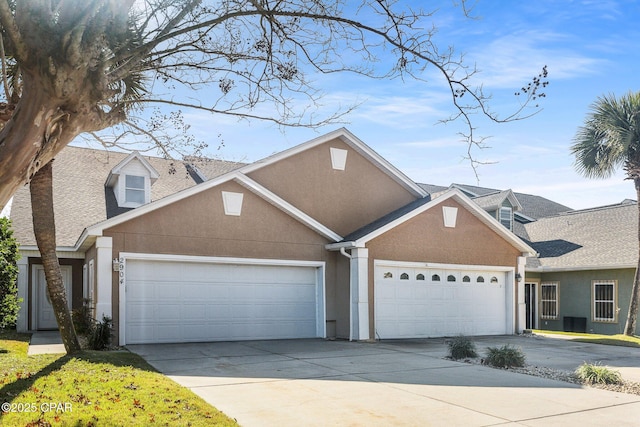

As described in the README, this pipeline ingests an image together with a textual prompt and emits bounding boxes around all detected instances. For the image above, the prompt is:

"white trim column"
[350,248,369,341]
[15,257,28,332]
[95,237,113,320]
[516,256,527,333]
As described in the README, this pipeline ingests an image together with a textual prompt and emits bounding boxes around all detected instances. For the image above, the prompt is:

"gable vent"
[222,191,244,216]
[330,147,348,171]
[442,206,458,228]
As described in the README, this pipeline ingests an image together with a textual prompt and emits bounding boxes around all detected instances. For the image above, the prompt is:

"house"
[421,183,640,335]
[8,128,536,345]
[523,201,638,334]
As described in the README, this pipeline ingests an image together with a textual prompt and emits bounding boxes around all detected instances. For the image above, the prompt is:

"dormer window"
[105,151,159,209]
[125,175,146,204]
[499,206,513,230]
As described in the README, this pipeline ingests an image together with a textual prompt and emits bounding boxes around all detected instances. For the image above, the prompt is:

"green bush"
[72,298,94,335]
[448,335,478,360]
[88,316,113,350]
[484,344,526,368]
[575,362,622,385]
[0,217,21,329]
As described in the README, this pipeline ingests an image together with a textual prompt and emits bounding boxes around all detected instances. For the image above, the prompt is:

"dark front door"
[524,282,537,330]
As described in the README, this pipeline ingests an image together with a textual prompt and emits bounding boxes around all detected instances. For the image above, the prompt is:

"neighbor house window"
[499,207,513,230]
[541,282,558,319]
[125,175,145,204]
[593,280,617,322]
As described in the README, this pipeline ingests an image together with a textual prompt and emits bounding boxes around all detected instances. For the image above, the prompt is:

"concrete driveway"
[128,335,640,426]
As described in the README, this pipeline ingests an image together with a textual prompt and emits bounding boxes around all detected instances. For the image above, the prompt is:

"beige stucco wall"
[104,180,342,344]
[365,199,522,339]
[247,138,418,236]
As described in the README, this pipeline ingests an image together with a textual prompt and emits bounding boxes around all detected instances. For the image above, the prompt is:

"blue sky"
[103,1,640,210]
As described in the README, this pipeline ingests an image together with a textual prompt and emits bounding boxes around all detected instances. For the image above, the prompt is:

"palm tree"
[571,91,640,336]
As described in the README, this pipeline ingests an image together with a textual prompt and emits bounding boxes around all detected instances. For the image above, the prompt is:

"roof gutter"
[526,264,637,273]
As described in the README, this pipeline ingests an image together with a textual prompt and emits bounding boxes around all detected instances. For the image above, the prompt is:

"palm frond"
[571,91,640,179]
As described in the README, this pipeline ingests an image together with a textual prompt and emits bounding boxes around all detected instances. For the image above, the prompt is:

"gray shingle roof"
[10,146,242,247]
[523,201,638,270]
[341,196,432,242]
[420,183,572,220]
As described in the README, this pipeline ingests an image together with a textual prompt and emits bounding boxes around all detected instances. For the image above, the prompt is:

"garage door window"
[477,276,485,283]
[432,274,440,281]
[462,275,471,283]
[416,274,425,280]
[447,275,456,282]
[400,273,409,280]
[541,282,558,319]
[593,280,617,322]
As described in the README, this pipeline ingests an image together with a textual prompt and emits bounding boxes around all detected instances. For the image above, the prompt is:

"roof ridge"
[554,201,635,216]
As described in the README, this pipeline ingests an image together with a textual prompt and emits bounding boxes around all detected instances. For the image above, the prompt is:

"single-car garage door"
[375,262,511,338]
[123,257,324,344]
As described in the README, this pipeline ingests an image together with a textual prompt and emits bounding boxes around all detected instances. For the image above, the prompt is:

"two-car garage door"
[375,263,511,338]
[123,257,323,344]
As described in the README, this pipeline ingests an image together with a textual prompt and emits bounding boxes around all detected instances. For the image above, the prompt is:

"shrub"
[0,218,21,329]
[448,335,478,360]
[575,362,622,385]
[72,298,94,335]
[88,316,113,350]
[484,344,526,368]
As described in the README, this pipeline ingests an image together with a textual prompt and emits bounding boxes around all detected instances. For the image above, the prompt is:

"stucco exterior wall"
[537,268,638,335]
[246,138,417,236]
[103,180,342,344]
[365,199,522,339]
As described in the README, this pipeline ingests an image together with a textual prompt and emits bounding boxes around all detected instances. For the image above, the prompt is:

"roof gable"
[327,188,536,256]
[105,151,160,187]
[472,189,523,212]
[78,170,343,250]
[242,128,427,198]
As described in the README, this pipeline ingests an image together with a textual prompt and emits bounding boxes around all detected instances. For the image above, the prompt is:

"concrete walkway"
[27,331,65,355]
[129,335,640,426]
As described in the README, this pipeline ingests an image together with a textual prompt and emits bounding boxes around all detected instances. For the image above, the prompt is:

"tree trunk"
[624,178,640,336]
[30,160,81,354]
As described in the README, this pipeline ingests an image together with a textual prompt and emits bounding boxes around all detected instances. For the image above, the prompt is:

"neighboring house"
[9,128,535,345]
[523,201,638,335]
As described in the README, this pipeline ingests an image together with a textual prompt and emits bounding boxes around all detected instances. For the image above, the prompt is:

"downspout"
[339,247,353,340]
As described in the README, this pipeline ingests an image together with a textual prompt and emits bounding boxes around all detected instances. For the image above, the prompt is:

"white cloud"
[469,31,603,89]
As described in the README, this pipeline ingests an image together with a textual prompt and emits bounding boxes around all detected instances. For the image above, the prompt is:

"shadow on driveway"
[128,335,640,426]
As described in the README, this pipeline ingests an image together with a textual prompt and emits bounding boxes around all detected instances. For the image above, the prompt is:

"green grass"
[532,329,640,348]
[0,330,238,426]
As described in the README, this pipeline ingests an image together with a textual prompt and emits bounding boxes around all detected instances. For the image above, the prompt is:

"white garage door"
[123,258,322,344]
[375,263,510,338]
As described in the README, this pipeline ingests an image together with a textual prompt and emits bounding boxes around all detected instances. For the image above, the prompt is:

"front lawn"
[533,329,640,348]
[0,330,238,426]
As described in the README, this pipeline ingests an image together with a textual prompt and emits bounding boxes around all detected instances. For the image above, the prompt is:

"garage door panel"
[376,264,508,339]
[124,259,321,344]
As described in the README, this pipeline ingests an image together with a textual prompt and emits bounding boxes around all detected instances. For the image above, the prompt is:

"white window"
[541,282,558,319]
[593,280,616,322]
[125,175,146,204]
[499,207,513,230]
